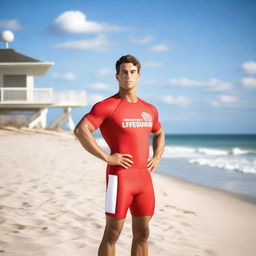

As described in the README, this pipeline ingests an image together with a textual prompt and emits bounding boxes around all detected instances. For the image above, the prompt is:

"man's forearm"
[74,126,109,162]
[152,130,165,160]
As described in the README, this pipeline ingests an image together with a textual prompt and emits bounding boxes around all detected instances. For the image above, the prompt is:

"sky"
[1,0,256,134]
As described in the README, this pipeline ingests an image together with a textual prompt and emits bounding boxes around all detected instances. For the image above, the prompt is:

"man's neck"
[118,88,138,103]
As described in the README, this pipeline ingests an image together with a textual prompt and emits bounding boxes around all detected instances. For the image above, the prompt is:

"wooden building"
[0,31,87,130]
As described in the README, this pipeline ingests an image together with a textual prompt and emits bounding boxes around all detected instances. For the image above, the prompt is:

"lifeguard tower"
[0,30,87,130]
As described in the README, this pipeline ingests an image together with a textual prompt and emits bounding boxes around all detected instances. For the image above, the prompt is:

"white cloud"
[168,78,201,87]
[144,61,163,68]
[240,77,256,89]
[52,35,109,51]
[149,44,169,52]
[168,77,232,91]
[210,95,238,107]
[241,61,256,75]
[94,68,111,77]
[161,95,192,106]
[0,19,23,30]
[52,72,76,80]
[219,95,237,103]
[89,82,109,90]
[210,100,221,107]
[87,93,105,105]
[129,35,154,44]
[47,10,128,34]
[204,78,232,92]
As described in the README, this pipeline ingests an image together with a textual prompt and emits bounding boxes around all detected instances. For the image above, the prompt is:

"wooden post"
[26,108,48,129]
[49,107,75,131]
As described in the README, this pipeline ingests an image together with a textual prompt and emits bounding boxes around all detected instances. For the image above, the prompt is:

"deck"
[0,87,87,129]
[0,87,87,109]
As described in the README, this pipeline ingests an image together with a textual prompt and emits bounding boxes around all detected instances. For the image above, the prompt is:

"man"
[74,55,165,256]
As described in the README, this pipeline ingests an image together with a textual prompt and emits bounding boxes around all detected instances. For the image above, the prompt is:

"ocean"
[158,134,256,201]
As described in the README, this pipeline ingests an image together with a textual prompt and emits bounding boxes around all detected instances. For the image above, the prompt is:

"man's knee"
[133,226,150,243]
[104,226,122,245]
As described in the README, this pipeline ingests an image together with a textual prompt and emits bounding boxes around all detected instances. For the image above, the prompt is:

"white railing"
[0,87,53,103]
[0,87,87,106]
[53,90,87,106]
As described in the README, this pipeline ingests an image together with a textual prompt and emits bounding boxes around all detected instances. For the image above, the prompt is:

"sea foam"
[161,146,256,175]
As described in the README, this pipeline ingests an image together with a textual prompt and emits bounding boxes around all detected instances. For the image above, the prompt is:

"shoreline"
[157,171,256,206]
[159,152,256,200]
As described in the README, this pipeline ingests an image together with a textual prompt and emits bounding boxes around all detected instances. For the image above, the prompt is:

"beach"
[0,128,256,256]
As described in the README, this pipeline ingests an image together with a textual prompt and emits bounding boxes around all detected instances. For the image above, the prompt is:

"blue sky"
[1,0,256,134]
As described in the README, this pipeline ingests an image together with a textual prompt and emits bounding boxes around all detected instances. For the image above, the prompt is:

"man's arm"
[147,127,165,172]
[73,117,133,169]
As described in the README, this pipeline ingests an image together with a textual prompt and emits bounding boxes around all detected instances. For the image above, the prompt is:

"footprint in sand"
[12,223,26,230]
[174,230,182,235]
[204,248,217,256]
[165,204,196,215]
[29,178,39,183]
[40,189,55,195]
[0,219,6,224]
[166,225,174,231]
[92,222,103,229]
[22,202,32,207]
[181,222,191,227]
[174,214,183,218]
[0,193,12,199]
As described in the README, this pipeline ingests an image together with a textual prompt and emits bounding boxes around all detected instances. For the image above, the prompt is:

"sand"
[0,127,256,256]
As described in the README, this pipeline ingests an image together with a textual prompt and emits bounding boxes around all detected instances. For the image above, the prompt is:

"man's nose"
[126,72,132,78]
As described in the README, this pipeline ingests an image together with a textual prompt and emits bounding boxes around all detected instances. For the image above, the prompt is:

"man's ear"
[115,73,119,81]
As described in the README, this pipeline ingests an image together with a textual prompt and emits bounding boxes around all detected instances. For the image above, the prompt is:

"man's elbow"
[73,124,80,137]
[73,123,85,137]
[153,127,164,137]
[74,122,92,138]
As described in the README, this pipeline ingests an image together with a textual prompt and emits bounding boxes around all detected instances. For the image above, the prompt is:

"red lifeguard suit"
[84,93,161,218]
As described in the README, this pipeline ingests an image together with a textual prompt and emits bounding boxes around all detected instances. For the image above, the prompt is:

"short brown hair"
[115,55,141,74]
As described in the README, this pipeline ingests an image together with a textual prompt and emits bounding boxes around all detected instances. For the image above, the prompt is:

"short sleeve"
[83,102,107,130]
[151,105,161,133]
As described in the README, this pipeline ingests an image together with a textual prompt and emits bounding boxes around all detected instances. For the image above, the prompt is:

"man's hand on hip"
[147,156,160,172]
[106,153,133,169]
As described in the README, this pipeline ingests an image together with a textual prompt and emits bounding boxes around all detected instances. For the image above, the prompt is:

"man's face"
[116,63,140,90]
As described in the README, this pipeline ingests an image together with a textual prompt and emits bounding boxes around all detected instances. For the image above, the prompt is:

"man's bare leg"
[131,216,152,256]
[98,215,125,256]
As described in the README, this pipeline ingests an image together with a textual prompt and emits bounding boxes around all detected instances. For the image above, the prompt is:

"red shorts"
[105,167,155,219]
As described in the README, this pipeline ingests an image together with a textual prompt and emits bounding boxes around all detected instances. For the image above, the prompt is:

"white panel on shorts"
[105,175,118,214]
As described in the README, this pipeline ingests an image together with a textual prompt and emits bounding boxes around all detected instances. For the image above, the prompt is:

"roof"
[0,49,41,63]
